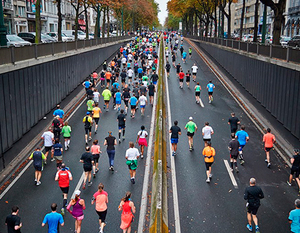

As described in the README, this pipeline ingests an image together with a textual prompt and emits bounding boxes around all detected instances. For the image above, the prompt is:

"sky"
[156,0,168,26]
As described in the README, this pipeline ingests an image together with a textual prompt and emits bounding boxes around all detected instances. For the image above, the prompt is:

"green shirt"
[87,100,94,111]
[189,48,192,53]
[61,125,71,138]
[195,85,201,92]
[102,89,112,100]
[185,121,197,133]
[142,76,148,81]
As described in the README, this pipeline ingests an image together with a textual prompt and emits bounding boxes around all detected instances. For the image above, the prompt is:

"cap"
[74,190,81,196]
[86,112,90,115]
[189,117,193,120]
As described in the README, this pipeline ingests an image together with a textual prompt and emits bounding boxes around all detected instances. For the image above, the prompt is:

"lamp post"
[0,0,7,46]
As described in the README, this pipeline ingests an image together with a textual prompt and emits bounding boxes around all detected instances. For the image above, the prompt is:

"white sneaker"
[209,174,213,178]
[206,178,210,183]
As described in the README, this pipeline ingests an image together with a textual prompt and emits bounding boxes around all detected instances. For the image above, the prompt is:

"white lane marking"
[137,54,159,233]
[223,160,238,189]
[199,98,204,108]
[164,46,181,233]
[71,172,85,199]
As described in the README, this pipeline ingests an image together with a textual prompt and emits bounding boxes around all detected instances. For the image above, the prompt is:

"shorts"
[179,79,184,82]
[121,78,126,82]
[96,209,107,222]
[94,118,99,124]
[93,154,100,163]
[291,167,300,177]
[230,128,237,133]
[208,92,213,96]
[131,105,136,109]
[106,79,110,83]
[34,165,42,171]
[230,154,238,160]
[247,205,259,215]
[45,146,52,152]
[119,125,125,130]
[60,186,69,194]
[128,76,132,80]
[73,215,84,221]
[138,138,148,147]
[203,138,211,142]
[186,77,190,82]
[149,93,154,97]
[192,72,197,76]
[83,165,92,172]
[171,138,178,144]
[166,69,170,73]
[64,136,70,139]
[265,147,272,152]
[104,100,109,104]
[124,100,129,107]
[187,132,194,137]
[54,156,63,161]
[116,100,121,105]
[239,145,245,152]
[205,162,213,170]
[153,81,157,85]
[85,127,92,134]
[195,92,200,96]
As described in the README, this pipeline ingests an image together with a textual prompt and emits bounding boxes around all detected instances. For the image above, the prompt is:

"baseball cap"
[86,112,90,115]
[74,190,81,196]
[189,117,193,120]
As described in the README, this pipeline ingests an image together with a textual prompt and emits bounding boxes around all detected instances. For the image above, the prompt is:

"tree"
[35,0,41,43]
[53,0,62,41]
[253,0,259,42]
[239,0,245,41]
[70,0,84,40]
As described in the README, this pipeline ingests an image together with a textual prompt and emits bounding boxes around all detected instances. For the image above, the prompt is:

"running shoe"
[209,100,211,104]
[36,181,41,186]
[88,182,93,187]
[265,159,268,163]
[206,178,210,183]
[287,181,292,186]
[82,182,86,190]
[255,226,260,233]
[267,163,271,168]
[95,131,97,134]
[211,96,213,101]
[98,227,102,233]
[119,139,121,144]
[89,137,92,141]
[141,154,144,159]
[96,168,99,173]
[123,136,125,140]
[93,173,96,178]
[131,178,134,184]
[209,174,213,178]
[235,167,239,173]
[111,166,114,171]
[172,152,175,156]
[189,147,192,152]
[51,158,55,162]
[240,160,245,165]
[132,178,135,184]
[246,224,253,232]
[61,208,65,216]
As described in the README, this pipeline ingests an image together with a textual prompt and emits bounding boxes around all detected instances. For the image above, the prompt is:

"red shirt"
[56,170,72,188]
[263,133,275,148]
[179,72,185,79]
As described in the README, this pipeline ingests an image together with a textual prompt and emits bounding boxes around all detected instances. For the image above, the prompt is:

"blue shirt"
[289,209,300,232]
[182,52,187,58]
[127,62,131,68]
[112,82,119,89]
[84,81,90,88]
[53,109,64,118]
[235,130,249,146]
[207,83,215,92]
[52,143,63,156]
[43,212,64,233]
[122,50,127,56]
[138,68,143,74]
[115,92,122,101]
[130,97,137,106]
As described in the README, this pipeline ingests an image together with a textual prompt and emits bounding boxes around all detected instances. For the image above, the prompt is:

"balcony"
[288,6,300,15]
[2,0,13,10]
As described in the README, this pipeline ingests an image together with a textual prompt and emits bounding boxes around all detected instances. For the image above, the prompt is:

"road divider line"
[223,160,238,189]
[199,98,204,108]
[71,172,85,199]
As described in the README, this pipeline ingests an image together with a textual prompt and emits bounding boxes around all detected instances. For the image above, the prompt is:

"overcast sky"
[156,0,168,26]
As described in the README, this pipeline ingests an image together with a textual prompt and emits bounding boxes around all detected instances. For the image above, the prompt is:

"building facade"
[284,0,300,36]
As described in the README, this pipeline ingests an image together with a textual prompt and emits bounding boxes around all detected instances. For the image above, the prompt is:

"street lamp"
[0,0,7,46]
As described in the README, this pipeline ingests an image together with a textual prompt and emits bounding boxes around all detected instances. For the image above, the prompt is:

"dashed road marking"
[223,160,238,189]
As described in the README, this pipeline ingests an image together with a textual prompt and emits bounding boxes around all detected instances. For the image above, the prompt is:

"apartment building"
[284,0,300,36]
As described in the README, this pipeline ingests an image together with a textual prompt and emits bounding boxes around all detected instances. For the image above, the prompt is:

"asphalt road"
[166,40,297,233]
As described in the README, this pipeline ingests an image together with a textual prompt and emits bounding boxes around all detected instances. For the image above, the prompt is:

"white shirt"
[165,50,169,56]
[191,65,198,73]
[137,130,148,138]
[149,60,153,66]
[127,69,134,77]
[42,131,54,147]
[121,57,127,64]
[202,126,214,139]
[139,95,147,105]
[148,54,152,60]
[125,148,140,160]
[128,54,133,60]
[93,91,100,102]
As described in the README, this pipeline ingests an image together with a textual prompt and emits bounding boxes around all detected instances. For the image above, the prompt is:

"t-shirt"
[138,68,143,74]
[55,169,72,187]
[53,109,64,119]
[138,130,148,138]
[195,85,201,92]
[289,209,300,232]
[130,96,137,106]
[112,82,120,89]
[191,65,198,73]
[42,212,64,233]
[83,116,93,128]
[127,69,134,77]
[165,63,171,71]
[29,151,46,167]
[84,81,91,88]
[148,84,155,95]
[207,83,215,92]
[115,92,122,102]
[52,143,62,156]
[80,152,93,167]
[236,130,249,146]
[228,117,240,130]
[139,95,147,106]
[244,186,264,207]
[176,65,181,73]
[151,74,159,82]
[5,214,21,233]
[228,139,240,156]
[105,72,112,80]
[93,191,108,212]
[202,126,213,139]
[263,133,275,148]
[93,107,101,118]
[117,113,126,126]
[87,100,94,111]
[91,145,101,154]
[292,154,300,168]
[93,92,100,102]
[185,121,197,133]
[179,72,185,79]
[202,146,216,163]
[170,125,181,139]
[105,136,116,150]
[102,89,112,100]
[126,147,140,160]
[182,52,187,58]
[42,131,54,147]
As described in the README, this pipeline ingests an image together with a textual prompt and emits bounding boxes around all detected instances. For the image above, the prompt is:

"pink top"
[91,145,101,154]
[93,191,108,211]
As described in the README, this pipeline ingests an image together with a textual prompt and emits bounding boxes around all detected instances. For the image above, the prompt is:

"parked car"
[265,35,273,44]
[287,35,300,48]
[46,32,73,42]
[62,30,86,40]
[88,33,94,39]
[280,36,291,47]
[18,32,54,43]
[242,34,253,42]
[6,34,32,47]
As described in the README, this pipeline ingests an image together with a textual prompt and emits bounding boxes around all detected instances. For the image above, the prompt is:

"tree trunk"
[102,7,106,38]
[84,3,89,39]
[239,0,246,40]
[253,0,259,42]
[214,2,217,37]
[35,0,41,43]
[194,13,198,36]
[107,7,110,37]
[205,15,210,36]
[272,1,286,44]
[57,0,62,41]
[227,1,232,38]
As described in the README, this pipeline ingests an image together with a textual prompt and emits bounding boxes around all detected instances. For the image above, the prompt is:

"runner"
[150,72,159,86]
[180,45,184,56]
[228,112,240,133]
[169,120,181,156]
[5,206,22,233]
[165,61,171,78]
[176,63,181,77]
[55,163,72,215]
[42,203,64,233]
[127,67,134,86]
[185,117,198,151]
[178,69,185,89]
[105,70,112,88]
[92,103,102,134]
[125,142,140,183]
[117,109,126,143]
[80,146,94,189]
[100,70,106,88]
[122,85,131,115]
[202,142,216,183]
[191,63,198,82]
[102,87,112,111]
[263,128,276,168]
[185,70,191,88]
[207,80,215,104]
[228,133,240,173]
[29,147,46,186]
[53,104,64,119]
[52,139,63,169]
[41,127,54,163]
[172,52,176,67]
[289,199,300,233]
[235,125,249,165]
[91,183,108,233]
[148,81,155,105]
[120,69,127,87]
[138,93,147,116]
[194,82,201,104]
[129,93,138,118]
[119,191,136,233]
[115,89,122,113]
[182,51,187,63]
[91,140,102,178]
[104,131,117,171]
[52,115,62,141]
[202,122,214,147]
[82,79,92,94]
[66,190,85,233]
[61,121,71,150]
[136,125,148,159]
[287,149,300,192]
[111,84,118,110]
[83,112,93,145]
[188,47,192,58]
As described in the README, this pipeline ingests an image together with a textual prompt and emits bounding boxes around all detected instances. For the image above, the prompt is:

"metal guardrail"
[187,36,300,64]
[0,36,131,66]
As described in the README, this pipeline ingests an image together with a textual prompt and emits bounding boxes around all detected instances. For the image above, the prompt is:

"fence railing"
[0,36,131,66]
[187,36,300,64]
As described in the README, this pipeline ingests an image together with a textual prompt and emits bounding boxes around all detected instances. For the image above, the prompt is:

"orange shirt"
[105,72,112,80]
[263,133,275,148]
[93,107,101,118]
[120,48,124,53]
[202,146,216,163]
[92,72,98,79]
[111,61,115,67]
[93,191,108,211]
